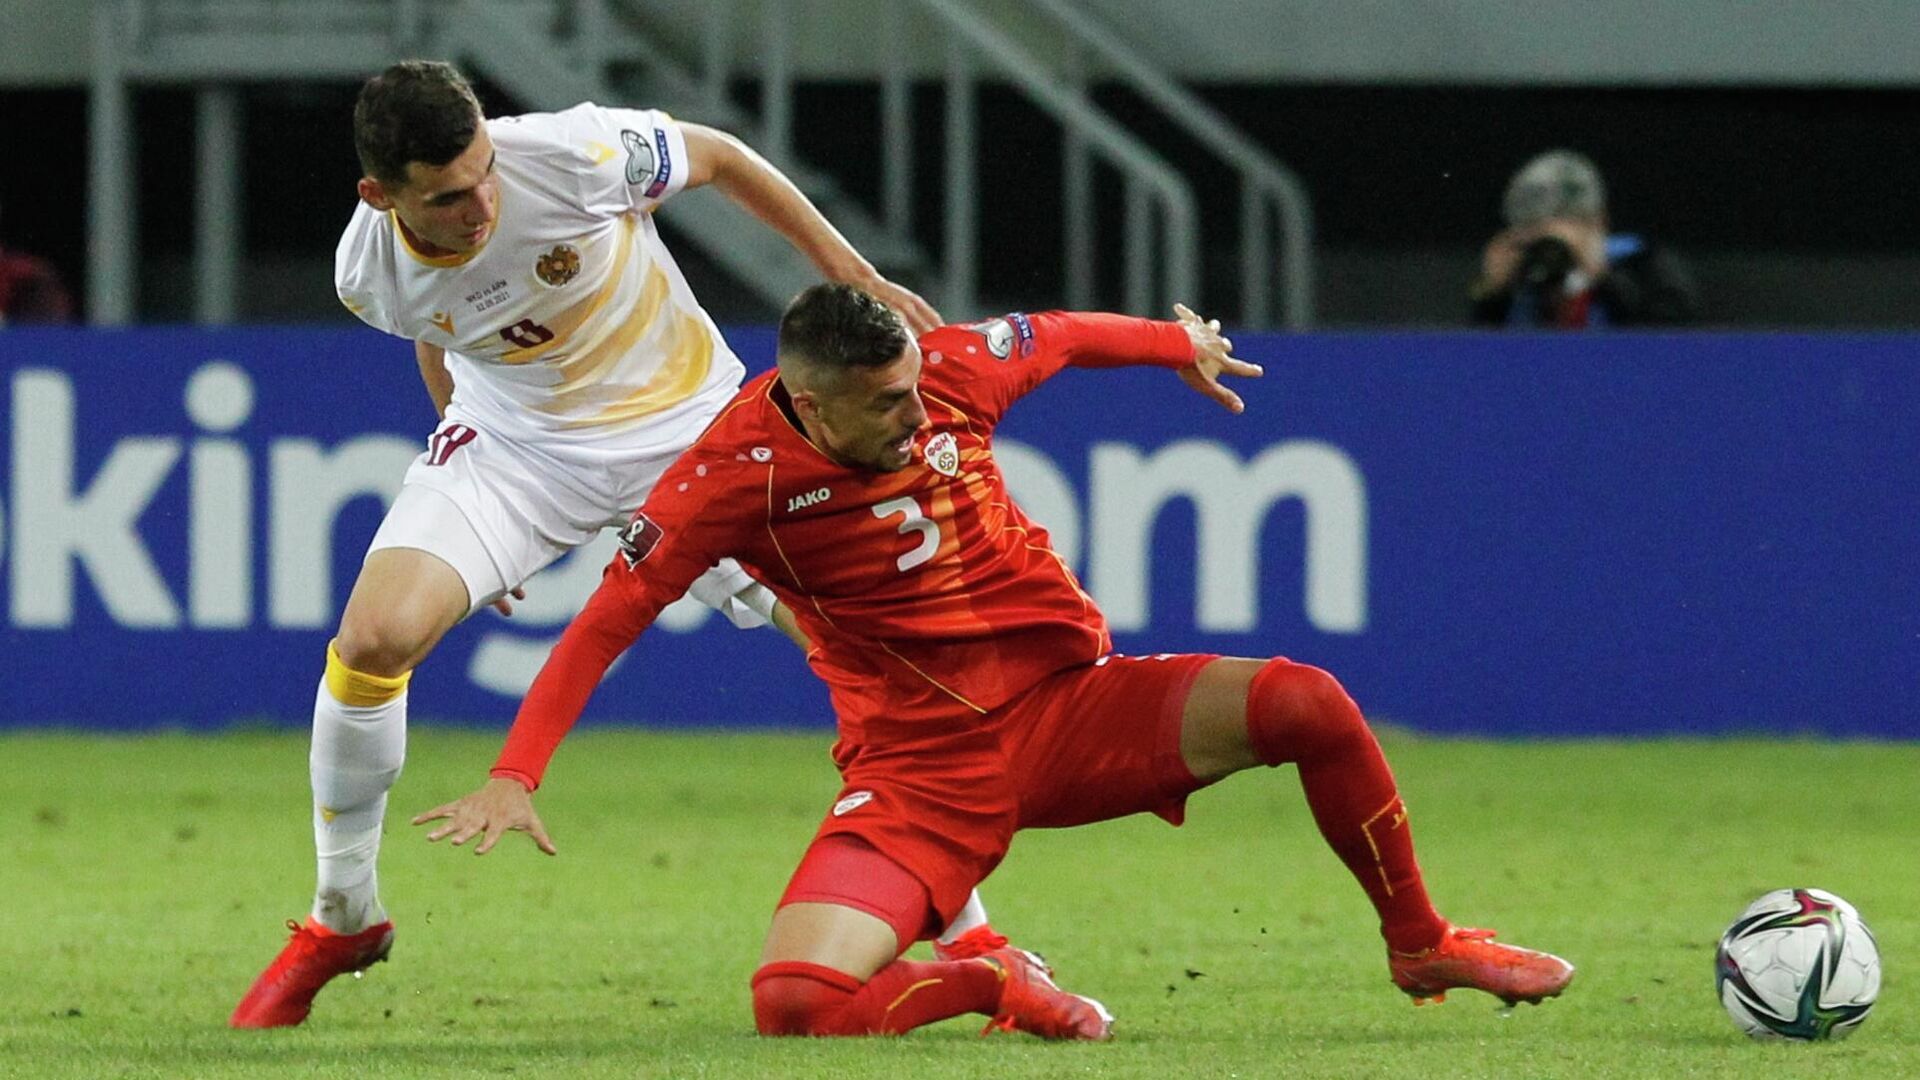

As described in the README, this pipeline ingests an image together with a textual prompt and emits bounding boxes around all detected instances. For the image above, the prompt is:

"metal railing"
[91,0,437,324]
[1023,0,1314,328]
[718,0,1198,322]
[91,0,1306,328]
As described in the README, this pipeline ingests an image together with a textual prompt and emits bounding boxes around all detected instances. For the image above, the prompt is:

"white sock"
[309,677,406,933]
[938,889,991,944]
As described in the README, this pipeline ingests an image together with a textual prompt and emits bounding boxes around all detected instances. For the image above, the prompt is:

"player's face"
[808,344,929,473]
[363,126,500,255]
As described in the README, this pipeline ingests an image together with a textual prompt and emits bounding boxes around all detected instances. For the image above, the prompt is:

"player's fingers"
[426,807,478,839]
[1173,302,1198,324]
[412,803,456,826]
[902,293,941,335]
[474,822,504,855]
[1223,357,1264,377]
[1187,368,1244,413]
[529,817,558,856]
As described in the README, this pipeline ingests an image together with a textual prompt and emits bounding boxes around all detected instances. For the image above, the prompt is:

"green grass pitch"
[2,729,1913,1078]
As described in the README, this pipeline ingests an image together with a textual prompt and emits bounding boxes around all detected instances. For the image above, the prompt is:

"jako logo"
[786,487,831,513]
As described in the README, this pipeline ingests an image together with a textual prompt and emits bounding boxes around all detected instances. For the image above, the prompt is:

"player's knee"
[750,963,858,1037]
[1245,658,1369,767]
[333,608,434,677]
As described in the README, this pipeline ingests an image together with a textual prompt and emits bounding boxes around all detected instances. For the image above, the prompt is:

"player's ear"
[357,176,396,211]
[790,390,822,424]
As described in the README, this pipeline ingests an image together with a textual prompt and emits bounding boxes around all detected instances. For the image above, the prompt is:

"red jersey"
[494,311,1194,788]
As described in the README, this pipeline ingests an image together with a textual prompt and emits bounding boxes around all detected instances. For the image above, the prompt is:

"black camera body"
[1516,235,1579,294]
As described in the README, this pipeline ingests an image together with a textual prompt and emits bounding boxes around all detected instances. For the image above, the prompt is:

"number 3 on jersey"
[872,495,942,572]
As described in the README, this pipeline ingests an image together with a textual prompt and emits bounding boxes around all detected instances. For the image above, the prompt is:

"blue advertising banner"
[2,327,1914,737]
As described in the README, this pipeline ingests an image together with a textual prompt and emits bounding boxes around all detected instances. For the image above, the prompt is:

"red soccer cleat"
[1388,925,1574,1007]
[933,924,1009,962]
[229,917,394,1028]
[976,947,1114,1041]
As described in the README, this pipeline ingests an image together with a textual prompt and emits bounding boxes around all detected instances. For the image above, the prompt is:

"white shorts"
[366,394,773,627]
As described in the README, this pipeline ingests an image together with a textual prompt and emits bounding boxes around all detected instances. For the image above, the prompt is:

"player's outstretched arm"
[412,777,557,856]
[1171,303,1264,414]
[679,123,941,335]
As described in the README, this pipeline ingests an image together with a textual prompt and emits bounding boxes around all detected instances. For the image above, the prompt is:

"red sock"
[1245,659,1447,954]
[752,957,1004,1036]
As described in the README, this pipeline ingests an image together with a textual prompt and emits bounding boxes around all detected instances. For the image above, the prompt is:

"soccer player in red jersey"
[416,284,1576,1039]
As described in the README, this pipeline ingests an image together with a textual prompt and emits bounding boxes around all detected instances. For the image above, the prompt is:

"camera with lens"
[1515,235,1580,296]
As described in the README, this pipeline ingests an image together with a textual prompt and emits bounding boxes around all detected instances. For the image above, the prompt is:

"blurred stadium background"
[4,0,1920,327]
[1,2,1915,1074]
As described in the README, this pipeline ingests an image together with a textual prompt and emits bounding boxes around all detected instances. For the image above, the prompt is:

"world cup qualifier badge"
[923,431,961,477]
[616,512,664,568]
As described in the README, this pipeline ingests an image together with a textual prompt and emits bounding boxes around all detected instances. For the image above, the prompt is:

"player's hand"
[412,777,558,856]
[860,275,943,337]
[490,586,527,617]
[1173,303,1263,413]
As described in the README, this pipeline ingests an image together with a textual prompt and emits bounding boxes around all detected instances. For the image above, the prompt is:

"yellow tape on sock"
[324,641,411,707]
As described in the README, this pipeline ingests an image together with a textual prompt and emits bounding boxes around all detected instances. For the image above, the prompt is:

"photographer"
[1470,150,1700,328]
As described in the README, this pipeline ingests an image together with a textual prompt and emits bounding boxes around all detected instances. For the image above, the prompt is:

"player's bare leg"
[231,547,469,1029]
[766,600,1013,966]
[1178,657,1574,1008]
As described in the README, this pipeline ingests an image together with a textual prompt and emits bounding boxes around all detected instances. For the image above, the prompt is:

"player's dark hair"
[777,284,912,381]
[353,60,483,185]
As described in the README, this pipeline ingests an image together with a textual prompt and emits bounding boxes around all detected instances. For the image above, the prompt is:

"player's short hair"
[777,284,913,387]
[353,60,484,186]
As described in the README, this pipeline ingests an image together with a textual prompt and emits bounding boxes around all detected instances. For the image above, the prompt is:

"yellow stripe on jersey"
[499,215,642,365]
[546,259,671,393]
[564,307,715,428]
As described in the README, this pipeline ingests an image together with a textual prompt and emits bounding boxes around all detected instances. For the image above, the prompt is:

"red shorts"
[778,652,1219,940]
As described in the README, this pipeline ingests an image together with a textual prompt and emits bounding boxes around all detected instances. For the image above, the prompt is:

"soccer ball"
[1715,888,1880,1040]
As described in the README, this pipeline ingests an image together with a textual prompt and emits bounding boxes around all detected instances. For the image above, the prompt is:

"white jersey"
[334,103,745,448]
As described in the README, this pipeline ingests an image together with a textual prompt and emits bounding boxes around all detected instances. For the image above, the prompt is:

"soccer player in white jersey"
[231,60,1011,1028]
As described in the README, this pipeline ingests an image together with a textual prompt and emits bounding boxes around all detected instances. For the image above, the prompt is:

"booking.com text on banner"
[3,327,1914,737]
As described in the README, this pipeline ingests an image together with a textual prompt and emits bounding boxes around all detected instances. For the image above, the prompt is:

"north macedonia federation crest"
[535,244,582,286]
[924,431,961,477]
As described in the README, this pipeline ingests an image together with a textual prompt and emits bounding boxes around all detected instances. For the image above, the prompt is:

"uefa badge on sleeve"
[924,432,961,477]
[620,128,656,186]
